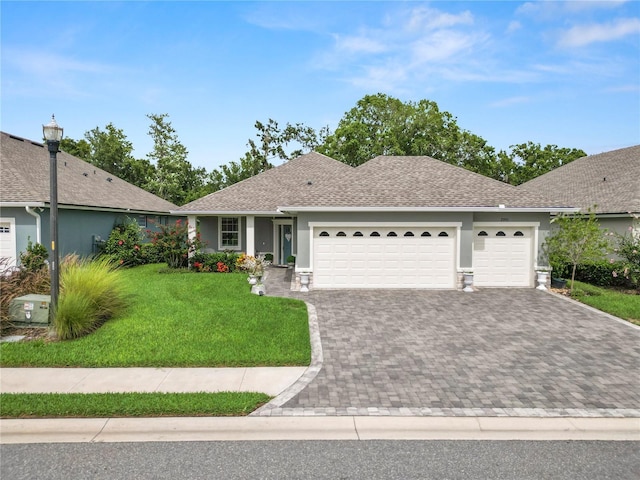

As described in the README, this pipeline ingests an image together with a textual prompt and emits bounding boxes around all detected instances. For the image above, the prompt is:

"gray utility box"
[9,294,51,325]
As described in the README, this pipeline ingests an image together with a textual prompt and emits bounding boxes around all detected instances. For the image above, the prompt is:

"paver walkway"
[259,267,640,417]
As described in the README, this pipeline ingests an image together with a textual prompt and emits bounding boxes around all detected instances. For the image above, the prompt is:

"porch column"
[187,215,197,258]
[246,215,255,256]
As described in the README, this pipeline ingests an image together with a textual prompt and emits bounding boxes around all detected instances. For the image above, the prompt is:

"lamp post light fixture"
[43,115,63,322]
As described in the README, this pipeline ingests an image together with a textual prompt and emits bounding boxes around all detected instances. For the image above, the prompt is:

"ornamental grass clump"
[54,257,129,340]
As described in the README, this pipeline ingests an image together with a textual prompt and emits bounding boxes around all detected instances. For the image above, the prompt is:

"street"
[2,440,638,480]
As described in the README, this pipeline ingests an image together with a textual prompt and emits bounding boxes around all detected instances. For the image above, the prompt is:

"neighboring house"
[175,152,575,290]
[518,145,640,236]
[0,132,178,267]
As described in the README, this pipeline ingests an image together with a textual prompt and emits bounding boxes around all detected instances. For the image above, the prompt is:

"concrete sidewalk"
[2,416,638,443]
[0,367,307,396]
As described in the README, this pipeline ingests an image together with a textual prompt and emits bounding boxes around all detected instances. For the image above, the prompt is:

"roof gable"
[0,132,177,212]
[176,152,354,212]
[518,145,640,214]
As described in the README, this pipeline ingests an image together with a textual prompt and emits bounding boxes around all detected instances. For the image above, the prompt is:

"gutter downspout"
[25,206,42,244]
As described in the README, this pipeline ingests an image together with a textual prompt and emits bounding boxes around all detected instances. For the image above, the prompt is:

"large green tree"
[144,113,206,205]
[504,142,586,185]
[317,93,495,172]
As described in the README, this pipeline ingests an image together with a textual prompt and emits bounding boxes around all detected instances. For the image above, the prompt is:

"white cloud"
[405,6,474,31]
[334,34,388,54]
[558,17,640,47]
[506,21,522,34]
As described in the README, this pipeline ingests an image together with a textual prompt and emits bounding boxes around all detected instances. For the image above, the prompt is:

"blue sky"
[2,1,639,172]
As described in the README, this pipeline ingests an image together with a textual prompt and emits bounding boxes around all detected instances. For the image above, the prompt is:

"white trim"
[0,202,46,208]
[218,216,242,251]
[246,215,255,256]
[173,210,283,216]
[25,206,42,244]
[473,222,540,227]
[308,221,463,228]
[282,206,578,213]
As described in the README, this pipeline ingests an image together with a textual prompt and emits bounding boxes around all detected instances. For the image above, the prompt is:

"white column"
[246,215,255,256]
[187,215,197,258]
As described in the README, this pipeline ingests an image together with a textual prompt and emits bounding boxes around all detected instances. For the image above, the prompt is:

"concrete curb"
[1,416,638,444]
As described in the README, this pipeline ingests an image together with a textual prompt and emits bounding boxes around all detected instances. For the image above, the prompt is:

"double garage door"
[313,226,457,289]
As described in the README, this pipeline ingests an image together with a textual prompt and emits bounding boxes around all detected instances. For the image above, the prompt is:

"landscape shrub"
[54,257,129,340]
[102,219,145,267]
[19,240,48,272]
[610,220,640,289]
[553,260,633,288]
[190,251,240,273]
[147,219,204,269]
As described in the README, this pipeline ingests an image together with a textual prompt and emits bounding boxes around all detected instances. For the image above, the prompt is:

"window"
[319,231,330,237]
[514,231,524,237]
[337,231,347,237]
[404,231,414,237]
[477,231,488,237]
[496,231,506,237]
[370,231,380,237]
[219,217,240,249]
[353,231,363,237]
[421,231,431,237]
[0,226,10,233]
[387,231,397,237]
[136,215,147,227]
[438,231,449,237]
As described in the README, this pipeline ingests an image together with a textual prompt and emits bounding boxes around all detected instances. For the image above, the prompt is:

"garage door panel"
[313,226,456,289]
[473,227,532,287]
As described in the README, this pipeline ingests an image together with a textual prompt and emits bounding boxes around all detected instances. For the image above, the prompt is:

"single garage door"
[313,226,456,289]
[473,226,533,287]
[0,219,16,268]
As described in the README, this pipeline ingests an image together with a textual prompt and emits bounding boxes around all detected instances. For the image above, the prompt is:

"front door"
[280,224,292,265]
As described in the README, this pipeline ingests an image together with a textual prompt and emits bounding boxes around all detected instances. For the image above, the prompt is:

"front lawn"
[569,281,640,326]
[0,392,271,418]
[0,264,311,367]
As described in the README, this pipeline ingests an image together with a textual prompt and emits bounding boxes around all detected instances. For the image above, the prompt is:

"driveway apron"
[264,268,640,417]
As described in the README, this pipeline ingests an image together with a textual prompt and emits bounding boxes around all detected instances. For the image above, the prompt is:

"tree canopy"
[58,94,586,202]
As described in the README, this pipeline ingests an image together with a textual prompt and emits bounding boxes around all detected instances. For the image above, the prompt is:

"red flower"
[134,245,140,250]
[118,240,124,245]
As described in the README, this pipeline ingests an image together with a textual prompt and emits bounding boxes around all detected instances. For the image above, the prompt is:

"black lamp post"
[43,115,63,321]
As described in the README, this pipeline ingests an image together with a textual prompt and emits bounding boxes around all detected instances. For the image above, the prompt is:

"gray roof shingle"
[0,132,177,212]
[518,145,640,214]
[176,152,355,213]
[282,155,571,209]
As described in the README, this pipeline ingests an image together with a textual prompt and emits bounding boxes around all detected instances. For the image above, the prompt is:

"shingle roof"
[175,152,355,213]
[0,132,177,212]
[518,145,640,214]
[282,155,570,209]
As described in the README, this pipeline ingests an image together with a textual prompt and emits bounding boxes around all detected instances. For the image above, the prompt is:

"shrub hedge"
[553,260,637,288]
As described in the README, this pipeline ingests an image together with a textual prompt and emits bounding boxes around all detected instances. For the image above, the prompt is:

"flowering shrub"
[236,254,270,276]
[147,219,205,269]
[189,251,239,273]
[103,220,145,267]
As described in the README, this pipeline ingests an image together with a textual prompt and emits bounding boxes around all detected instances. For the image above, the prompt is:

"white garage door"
[313,227,456,289]
[473,227,533,287]
[0,218,17,268]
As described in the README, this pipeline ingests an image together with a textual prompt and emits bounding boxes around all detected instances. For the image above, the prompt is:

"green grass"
[0,392,271,418]
[570,280,640,326]
[1,264,311,367]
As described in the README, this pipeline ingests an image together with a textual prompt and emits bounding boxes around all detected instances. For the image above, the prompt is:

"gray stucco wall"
[3,207,176,264]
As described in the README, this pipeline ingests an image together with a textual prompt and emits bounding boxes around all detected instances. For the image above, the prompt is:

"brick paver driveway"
[266,269,640,416]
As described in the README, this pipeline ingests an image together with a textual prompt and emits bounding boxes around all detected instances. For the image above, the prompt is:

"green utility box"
[8,294,51,325]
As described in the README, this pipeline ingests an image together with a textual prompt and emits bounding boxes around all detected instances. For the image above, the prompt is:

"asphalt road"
[2,440,638,479]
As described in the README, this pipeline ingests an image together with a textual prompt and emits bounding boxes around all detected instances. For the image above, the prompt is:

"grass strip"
[1,264,311,367]
[0,392,272,418]
[570,281,640,326]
